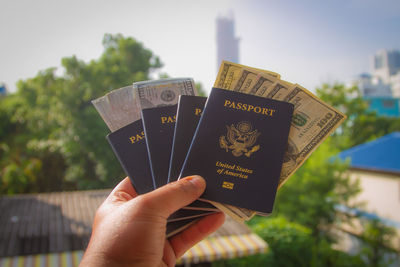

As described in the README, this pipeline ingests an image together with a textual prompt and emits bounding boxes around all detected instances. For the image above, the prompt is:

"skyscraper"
[372,49,400,83]
[216,14,240,71]
[352,49,400,97]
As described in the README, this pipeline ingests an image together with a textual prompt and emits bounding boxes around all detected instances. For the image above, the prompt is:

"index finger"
[107,177,138,204]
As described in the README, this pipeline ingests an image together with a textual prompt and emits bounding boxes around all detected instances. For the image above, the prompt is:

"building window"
[375,55,383,69]
[382,100,395,108]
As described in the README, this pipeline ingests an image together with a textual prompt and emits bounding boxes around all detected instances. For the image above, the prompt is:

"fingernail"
[184,175,205,188]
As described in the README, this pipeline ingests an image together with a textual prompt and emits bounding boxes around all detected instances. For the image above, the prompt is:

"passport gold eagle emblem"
[219,121,260,157]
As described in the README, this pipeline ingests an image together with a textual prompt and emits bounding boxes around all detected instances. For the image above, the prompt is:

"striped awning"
[177,233,267,265]
[0,232,267,267]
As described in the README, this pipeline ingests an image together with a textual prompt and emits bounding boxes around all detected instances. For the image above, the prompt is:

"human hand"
[80,175,225,267]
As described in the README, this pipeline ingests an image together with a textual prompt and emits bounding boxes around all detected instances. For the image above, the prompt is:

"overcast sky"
[1,0,400,93]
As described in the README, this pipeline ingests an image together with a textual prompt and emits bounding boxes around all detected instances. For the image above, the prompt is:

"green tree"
[316,83,400,149]
[0,33,162,194]
[214,217,364,267]
[359,218,398,267]
[274,138,360,241]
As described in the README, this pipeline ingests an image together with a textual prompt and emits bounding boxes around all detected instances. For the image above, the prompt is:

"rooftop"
[0,189,267,265]
[338,132,400,174]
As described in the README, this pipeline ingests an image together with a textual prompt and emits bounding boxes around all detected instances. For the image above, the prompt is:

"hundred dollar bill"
[133,78,197,109]
[248,73,279,96]
[210,201,245,223]
[232,69,264,93]
[92,86,140,132]
[260,80,296,101]
[278,84,346,187]
[214,61,280,90]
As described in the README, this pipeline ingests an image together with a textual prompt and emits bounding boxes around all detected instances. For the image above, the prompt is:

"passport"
[168,96,219,212]
[168,96,207,182]
[166,218,197,238]
[142,105,178,188]
[180,88,294,214]
[168,209,215,222]
[107,120,155,194]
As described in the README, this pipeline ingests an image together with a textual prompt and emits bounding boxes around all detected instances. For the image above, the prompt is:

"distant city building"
[0,83,7,96]
[216,14,240,70]
[372,50,400,84]
[352,49,400,97]
[365,97,400,117]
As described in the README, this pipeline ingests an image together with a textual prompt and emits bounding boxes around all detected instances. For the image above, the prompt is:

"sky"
[1,0,400,94]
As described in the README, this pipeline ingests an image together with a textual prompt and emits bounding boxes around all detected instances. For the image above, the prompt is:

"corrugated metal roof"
[338,132,400,174]
[0,189,267,265]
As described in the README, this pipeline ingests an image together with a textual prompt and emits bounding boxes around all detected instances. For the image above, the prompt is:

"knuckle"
[135,194,156,210]
[169,180,194,195]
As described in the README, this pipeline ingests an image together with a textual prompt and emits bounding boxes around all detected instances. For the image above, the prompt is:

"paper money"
[214,61,280,90]
[92,85,140,131]
[231,69,262,93]
[214,62,346,221]
[134,78,197,109]
[260,80,295,101]
[278,84,346,186]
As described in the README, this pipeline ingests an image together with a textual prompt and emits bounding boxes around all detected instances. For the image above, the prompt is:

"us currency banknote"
[92,86,140,131]
[214,61,280,90]
[214,62,346,221]
[234,71,278,95]
[133,78,197,109]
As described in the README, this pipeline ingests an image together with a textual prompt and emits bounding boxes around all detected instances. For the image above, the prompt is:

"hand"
[80,175,225,267]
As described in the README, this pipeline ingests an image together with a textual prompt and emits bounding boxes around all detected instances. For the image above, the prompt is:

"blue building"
[0,84,7,96]
[365,97,400,117]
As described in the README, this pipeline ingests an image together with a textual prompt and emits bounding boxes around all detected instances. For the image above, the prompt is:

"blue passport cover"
[107,120,155,194]
[168,95,207,183]
[142,105,177,188]
[180,88,294,213]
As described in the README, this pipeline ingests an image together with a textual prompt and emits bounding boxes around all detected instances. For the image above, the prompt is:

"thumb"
[137,175,206,218]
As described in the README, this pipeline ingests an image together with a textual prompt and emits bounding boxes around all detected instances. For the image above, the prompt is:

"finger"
[138,175,206,218]
[169,212,225,258]
[106,177,138,204]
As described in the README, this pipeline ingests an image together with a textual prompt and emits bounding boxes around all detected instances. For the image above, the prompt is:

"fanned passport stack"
[92,61,346,236]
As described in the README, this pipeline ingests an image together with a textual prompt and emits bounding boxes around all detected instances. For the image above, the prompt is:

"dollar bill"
[209,201,245,222]
[232,69,264,93]
[92,86,140,132]
[278,84,346,187]
[260,80,296,101]
[214,61,280,90]
[249,73,279,96]
[214,62,346,220]
[133,78,197,109]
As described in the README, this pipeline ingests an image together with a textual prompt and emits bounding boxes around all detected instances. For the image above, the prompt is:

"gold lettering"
[223,99,276,117]
[161,115,176,124]
[129,131,145,144]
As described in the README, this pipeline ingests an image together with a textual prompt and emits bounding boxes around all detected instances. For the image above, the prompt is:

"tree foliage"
[0,33,162,193]
[316,83,400,149]
[274,138,360,240]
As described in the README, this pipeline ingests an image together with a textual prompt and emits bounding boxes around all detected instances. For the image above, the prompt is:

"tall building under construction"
[216,14,240,71]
